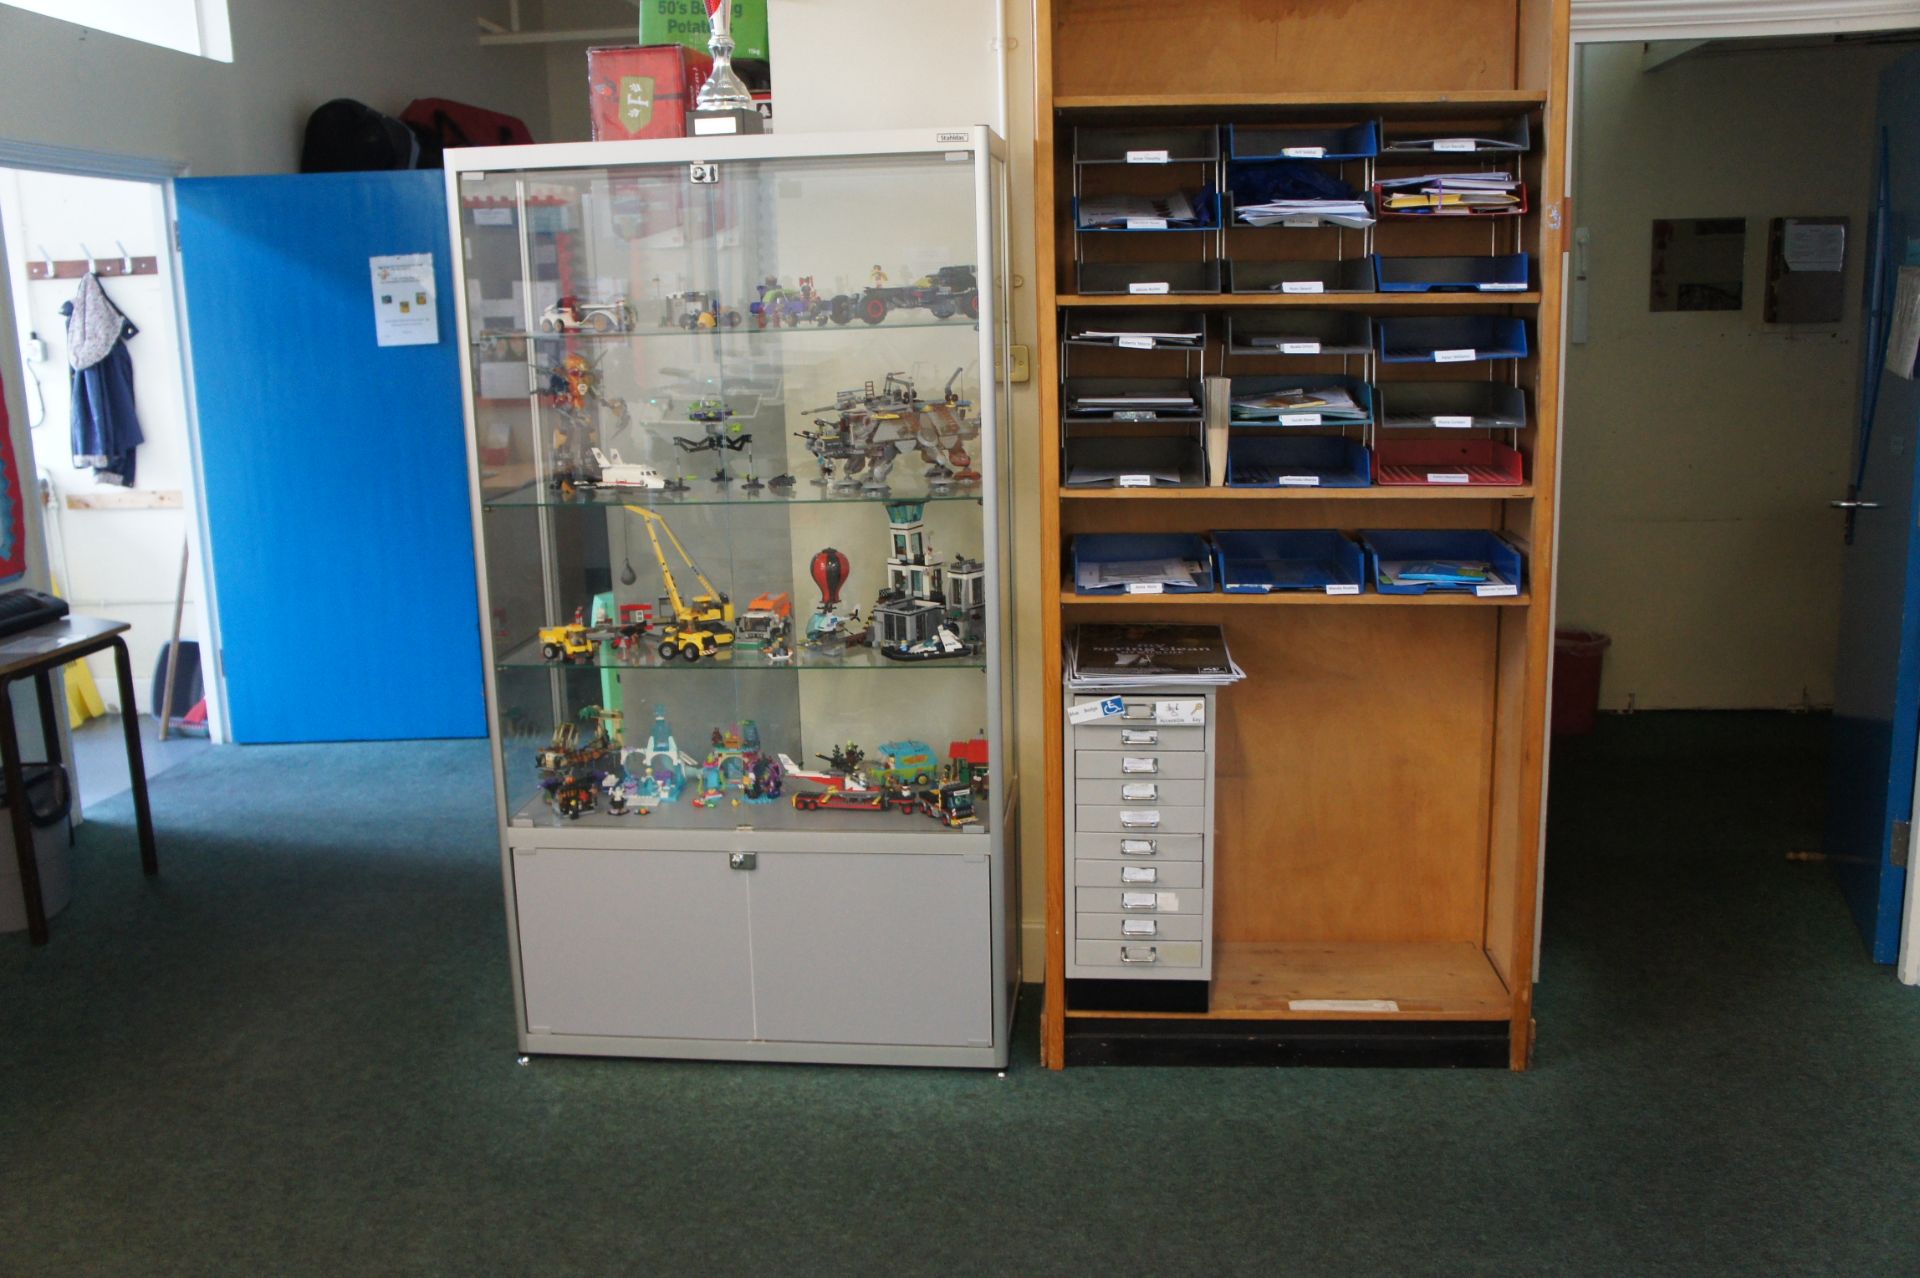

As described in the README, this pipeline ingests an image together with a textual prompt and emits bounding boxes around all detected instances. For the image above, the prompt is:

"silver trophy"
[691,0,763,134]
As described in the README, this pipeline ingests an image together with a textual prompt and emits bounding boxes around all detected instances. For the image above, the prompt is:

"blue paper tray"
[1376,316,1529,363]
[1373,254,1532,293]
[1072,533,1215,595]
[1225,435,1372,489]
[1229,121,1378,161]
[1213,530,1367,594]
[1360,529,1525,596]
[1227,374,1374,427]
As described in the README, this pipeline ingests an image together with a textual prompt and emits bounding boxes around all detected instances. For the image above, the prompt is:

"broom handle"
[157,537,188,742]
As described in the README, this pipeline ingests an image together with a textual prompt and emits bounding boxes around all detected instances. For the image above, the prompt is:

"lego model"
[538,615,598,662]
[735,592,793,651]
[846,264,979,326]
[625,506,736,661]
[540,295,636,333]
[542,353,629,491]
[916,780,977,828]
[693,721,785,808]
[871,502,976,661]
[617,705,691,809]
[750,276,837,328]
[664,290,741,330]
[537,602,652,662]
[805,547,852,645]
[945,738,990,799]
[790,787,915,814]
[672,398,752,482]
[534,709,623,820]
[583,448,665,489]
[867,740,940,789]
[794,371,982,495]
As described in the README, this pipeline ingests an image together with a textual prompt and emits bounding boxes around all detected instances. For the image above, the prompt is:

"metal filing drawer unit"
[1064,688,1218,980]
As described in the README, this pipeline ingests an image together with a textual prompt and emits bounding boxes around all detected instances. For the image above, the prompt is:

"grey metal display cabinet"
[447,128,1017,1067]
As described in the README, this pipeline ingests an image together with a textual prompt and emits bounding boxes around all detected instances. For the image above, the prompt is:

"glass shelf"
[481,480,986,511]
[507,785,994,837]
[496,636,988,672]
[473,316,981,345]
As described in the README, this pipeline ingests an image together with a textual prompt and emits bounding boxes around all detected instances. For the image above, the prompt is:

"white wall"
[1562,39,1908,710]
[0,170,200,713]
[0,0,551,174]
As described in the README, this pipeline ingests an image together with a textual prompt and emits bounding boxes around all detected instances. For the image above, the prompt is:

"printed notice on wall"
[369,253,439,347]
[1887,266,1920,380]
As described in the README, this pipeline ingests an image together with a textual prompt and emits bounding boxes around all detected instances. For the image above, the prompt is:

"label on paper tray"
[1479,282,1527,292]
[1289,998,1400,1012]
[1282,145,1327,159]
[1283,217,1322,228]
[1126,216,1168,231]
[1433,415,1475,428]
[1281,280,1325,294]
[1069,696,1126,725]
[1476,581,1519,597]
[1433,348,1476,363]
[1126,149,1170,164]
[1278,413,1323,426]
[1155,699,1205,725]
[1276,475,1320,486]
[1117,334,1157,350]
[1427,471,1471,484]
[1129,281,1170,295]
[1325,583,1361,595]
[1117,474,1153,488]
[1433,138,1477,152]
[1126,582,1164,595]
[1280,341,1321,354]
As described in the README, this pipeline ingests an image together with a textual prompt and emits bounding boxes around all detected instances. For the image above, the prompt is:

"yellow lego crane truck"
[625,506,736,661]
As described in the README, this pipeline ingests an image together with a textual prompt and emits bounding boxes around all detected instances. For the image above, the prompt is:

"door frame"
[1557,3,1920,979]
[0,138,230,744]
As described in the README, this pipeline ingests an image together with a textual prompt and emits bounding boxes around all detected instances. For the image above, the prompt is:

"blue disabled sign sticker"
[1068,696,1125,725]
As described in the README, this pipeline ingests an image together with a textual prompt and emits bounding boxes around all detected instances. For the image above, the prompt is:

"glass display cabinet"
[446,128,1016,1067]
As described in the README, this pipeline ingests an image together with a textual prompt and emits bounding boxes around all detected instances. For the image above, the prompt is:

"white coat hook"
[115,240,132,274]
[36,244,53,273]
[78,242,95,273]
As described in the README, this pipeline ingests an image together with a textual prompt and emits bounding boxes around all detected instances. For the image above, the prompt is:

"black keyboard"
[0,589,69,639]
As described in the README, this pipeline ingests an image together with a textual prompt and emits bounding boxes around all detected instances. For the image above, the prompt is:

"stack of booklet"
[1078,191,1210,229]
[1067,623,1246,690]
[1375,172,1523,214]
[1229,384,1368,424]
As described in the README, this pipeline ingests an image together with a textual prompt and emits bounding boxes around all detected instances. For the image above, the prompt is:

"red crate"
[1372,439,1525,486]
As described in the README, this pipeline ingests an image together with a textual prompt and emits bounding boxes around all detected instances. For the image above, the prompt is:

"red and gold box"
[588,45,712,142]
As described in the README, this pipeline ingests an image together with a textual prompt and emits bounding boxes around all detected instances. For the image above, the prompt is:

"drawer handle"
[1121,756,1159,774]
[1119,945,1159,964]
[1121,891,1158,911]
[1123,703,1155,720]
[1119,811,1161,829]
[1121,866,1157,884]
[1120,729,1158,745]
[1121,783,1158,802]
[1122,919,1158,937]
[1119,838,1157,856]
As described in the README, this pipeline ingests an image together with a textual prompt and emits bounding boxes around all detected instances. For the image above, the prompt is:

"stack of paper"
[1376,559,1508,589]
[1229,384,1368,424]
[1375,172,1522,214]
[1230,162,1373,228]
[1068,388,1198,416]
[1072,325,1203,348]
[1075,556,1210,593]
[1078,191,1208,230]
[1067,624,1246,690]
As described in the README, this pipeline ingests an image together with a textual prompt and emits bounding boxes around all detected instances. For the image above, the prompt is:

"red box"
[588,45,712,142]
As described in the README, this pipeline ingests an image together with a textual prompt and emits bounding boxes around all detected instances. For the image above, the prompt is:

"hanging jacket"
[61,274,144,487]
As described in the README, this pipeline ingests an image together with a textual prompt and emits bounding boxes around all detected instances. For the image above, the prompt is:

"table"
[0,617,156,944]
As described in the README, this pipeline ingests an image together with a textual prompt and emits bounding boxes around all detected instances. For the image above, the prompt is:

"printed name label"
[1476,582,1519,597]
[1433,348,1476,363]
[1276,475,1321,486]
[1068,696,1126,725]
[1433,138,1476,152]
[1432,415,1475,428]
[1427,472,1471,484]
[1278,413,1323,426]
[1281,280,1325,294]
[1280,341,1321,354]
[1480,282,1527,292]
[1125,582,1164,595]
[1117,334,1156,350]
[1125,149,1169,163]
[1125,216,1168,230]
[1117,474,1152,488]
[1129,281,1170,294]
[1325,583,1361,595]
[1282,145,1327,158]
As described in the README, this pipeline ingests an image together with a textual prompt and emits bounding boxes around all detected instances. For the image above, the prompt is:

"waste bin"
[0,763,73,933]
[1552,630,1611,737]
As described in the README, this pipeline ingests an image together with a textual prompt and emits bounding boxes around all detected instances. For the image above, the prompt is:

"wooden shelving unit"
[1036,0,1570,1068]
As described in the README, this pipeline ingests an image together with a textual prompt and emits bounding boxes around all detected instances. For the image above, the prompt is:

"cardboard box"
[588,45,712,141]
[639,0,769,63]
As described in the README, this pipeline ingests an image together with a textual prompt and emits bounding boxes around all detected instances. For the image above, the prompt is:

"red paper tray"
[1373,440,1525,486]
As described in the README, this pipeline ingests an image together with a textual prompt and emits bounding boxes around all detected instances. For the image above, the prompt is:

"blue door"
[176,171,483,743]
[1828,51,1920,960]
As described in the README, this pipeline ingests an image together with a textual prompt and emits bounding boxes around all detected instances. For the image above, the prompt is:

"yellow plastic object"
[49,578,106,726]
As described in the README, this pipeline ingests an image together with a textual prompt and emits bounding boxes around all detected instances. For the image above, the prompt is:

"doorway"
[1550,32,1920,968]
[0,164,218,807]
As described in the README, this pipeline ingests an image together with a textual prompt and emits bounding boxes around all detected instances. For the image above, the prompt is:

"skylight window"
[4,0,232,62]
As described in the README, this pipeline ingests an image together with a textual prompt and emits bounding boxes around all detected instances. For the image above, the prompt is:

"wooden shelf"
[1055,90,1547,113]
[1061,486,1534,501]
[1065,940,1513,1021]
[1060,589,1528,607]
[1055,293,1541,309]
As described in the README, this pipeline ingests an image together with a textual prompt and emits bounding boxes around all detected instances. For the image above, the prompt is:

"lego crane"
[624,506,735,661]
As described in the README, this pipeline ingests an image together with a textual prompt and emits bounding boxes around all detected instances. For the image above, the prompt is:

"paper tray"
[1226,311,1371,356]
[1373,254,1531,293]
[1076,126,1220,165]
[1075,189,1219,233]
[1229,121,1378,161]
[1078,260,1222,296]
[1360,529,1525,596]
[1372,180,1529,218]
[1378,116,1531,156]
[1066,310,1206,350]
[1226,374,1373,427]
[1226,435,1372,488]
[1064,376,1204,420]
[1376,382,1527,430]
[1072,533,1215,595]
[1212,530,1367,594]
[1229,258,1376,296]
[1376,316,1529,363]
[1063,433,1207,488]
[1372,439,1525,486]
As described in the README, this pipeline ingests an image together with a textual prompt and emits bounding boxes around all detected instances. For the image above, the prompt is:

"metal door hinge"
[1894,820,1910,868]
[170,220,181,252]
[729,851,756,871]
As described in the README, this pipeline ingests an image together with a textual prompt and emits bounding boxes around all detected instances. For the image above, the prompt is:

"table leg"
[0,677,47,945]
[110,639,157,876]
[33,671,60,767]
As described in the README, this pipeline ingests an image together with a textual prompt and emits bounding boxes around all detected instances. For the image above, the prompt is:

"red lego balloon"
[810,547,850,608]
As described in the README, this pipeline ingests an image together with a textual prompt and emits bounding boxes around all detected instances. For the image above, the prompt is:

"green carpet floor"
[4,712,1918,1274]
